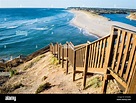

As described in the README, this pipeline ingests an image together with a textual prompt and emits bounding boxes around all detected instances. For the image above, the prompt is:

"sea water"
[102,13,136,27]
[1,9,136,60]
[0,8,98,60]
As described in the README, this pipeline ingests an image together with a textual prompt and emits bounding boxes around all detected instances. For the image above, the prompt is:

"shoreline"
[69,9,136,38]
[70,20,100,38]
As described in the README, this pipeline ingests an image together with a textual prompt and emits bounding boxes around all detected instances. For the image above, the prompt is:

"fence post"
[62,46,64,68]
[73,50,76,81]
[82,44,90,89]
[102,26,116,94]
[126,64,136,94]
[66,42,69,74]
[56,42,58,58]
[125,38,136,94]
[49,43,52,53]
[53,43,55,55]
[58,43,61,64]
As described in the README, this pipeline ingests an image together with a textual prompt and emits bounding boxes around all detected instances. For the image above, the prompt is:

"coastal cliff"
[127,12,136,20]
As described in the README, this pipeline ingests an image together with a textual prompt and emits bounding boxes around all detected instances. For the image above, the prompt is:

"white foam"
[51,31,54,34]
[70,23,99,38]
[4,18,7,21]
[7,25,18,29]
[33,27,48,31]
[51,24,54,27]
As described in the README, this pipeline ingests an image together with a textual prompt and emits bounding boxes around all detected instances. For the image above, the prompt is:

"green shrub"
[3,83,24,93]
[35,82,51,94]
[50,57,59,65]
[33,57,41,63]
[24,62,34,70]
[12,83,24,91]
[9,69,17,77]
[87,76,102,88]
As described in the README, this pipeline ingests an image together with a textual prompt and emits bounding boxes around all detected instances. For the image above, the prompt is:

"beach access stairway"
[50,25,136,94]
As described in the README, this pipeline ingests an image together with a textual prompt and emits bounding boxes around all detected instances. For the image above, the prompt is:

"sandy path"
[70,10,136,38]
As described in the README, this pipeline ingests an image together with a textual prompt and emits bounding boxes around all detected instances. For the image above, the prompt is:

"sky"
[0,0,136,9]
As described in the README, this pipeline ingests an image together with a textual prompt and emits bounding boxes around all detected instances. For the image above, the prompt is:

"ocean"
[0,8,98,60]
[0,8,136,60]
[102,13,136,27]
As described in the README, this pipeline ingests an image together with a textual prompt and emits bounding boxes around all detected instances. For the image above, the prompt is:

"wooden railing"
[88,35,110,70]
[82,35,110,88]
[102,26,136,94]
[49,25,136,94]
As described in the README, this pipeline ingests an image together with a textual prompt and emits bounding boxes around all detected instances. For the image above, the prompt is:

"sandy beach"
[70,9,136,38]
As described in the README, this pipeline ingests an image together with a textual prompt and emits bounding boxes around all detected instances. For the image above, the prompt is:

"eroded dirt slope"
[0,52,122,94]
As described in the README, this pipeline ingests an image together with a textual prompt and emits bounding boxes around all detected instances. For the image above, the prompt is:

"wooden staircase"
[50,25,136,94]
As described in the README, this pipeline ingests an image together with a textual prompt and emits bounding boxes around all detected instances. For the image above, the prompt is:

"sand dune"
[127,12,136,20]
[70,10,136,38]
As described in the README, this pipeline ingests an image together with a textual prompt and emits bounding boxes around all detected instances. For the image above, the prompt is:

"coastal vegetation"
[68,7,136,15]
[50,56,59,65]
[1,82,24,93]
[9,69,17,77]
[35,82,52,94]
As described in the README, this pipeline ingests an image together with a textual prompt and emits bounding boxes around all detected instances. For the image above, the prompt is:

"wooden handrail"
[69,42,74,47]
[49,25,136,94]
[75,45,86,51]
[88,35,110,45]
[113,25,136,34]
[67,42,75,50]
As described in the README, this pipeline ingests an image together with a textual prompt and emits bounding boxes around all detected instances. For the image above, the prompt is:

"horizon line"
[0,7,136,10]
